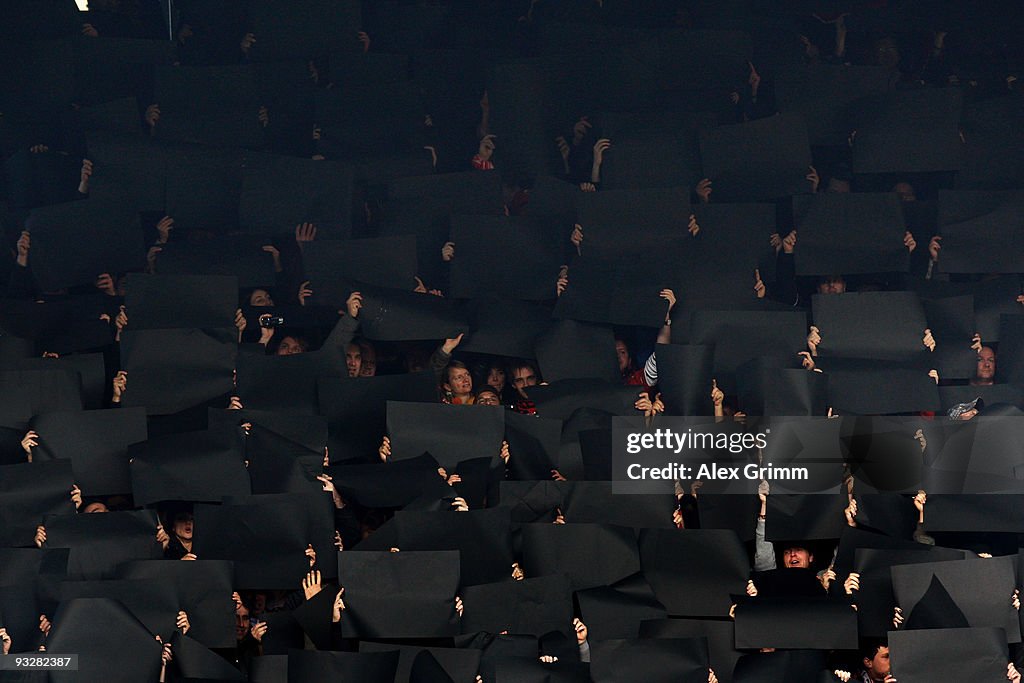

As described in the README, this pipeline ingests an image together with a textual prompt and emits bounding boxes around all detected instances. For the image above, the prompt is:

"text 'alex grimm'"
[625,463,810,481]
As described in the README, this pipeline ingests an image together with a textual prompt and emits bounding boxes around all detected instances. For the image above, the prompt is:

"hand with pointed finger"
[711,379,724,407]
[332,588,346,622]
[754,269,765,298]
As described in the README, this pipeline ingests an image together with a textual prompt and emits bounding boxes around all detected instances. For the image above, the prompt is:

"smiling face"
[782,546,813,568]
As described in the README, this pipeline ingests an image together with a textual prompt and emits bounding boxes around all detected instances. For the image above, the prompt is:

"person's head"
[892,181,916,202]
[475,386,501,406]
[827,176,851,193]
[509,360,539,397]
[782,545,814,568]
[444,361,473,397]
[82,501,109,514]
[874,37,901,69]
[234,601,250,641]
[484,363,506,393]
[860,639,891,680]
[248,288,274,307]
[973,346,996,385]
[172,512,193,541]
[818,275,847,295]
[615,338,633,373]
[358,341,376,377]
[275,335,308,356]
[345,343,362,377]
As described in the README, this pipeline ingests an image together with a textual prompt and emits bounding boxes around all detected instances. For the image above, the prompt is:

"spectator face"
[249,289,274,307]
[863,646,891,680]
[486,367,506,393]
[234,604,250,641]
[818,277,846,295]
[359,345,376,377]
[82,502,108,513]
[893,182,916,202]
[476,389,500,406]
[782,546,813,568]
[276,336,306,355]
[615,340,630,372]
[826,177,850,193]
[511,367,538,396]
[975,347,996,383]
[173,514,193,541]
[445,366,473,396]
[346,344,362,377]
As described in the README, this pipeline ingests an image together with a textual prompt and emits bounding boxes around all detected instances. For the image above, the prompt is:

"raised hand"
[115,306,128,342]
[295,222,317,247]
[904,231,917,253]
[112,371,127,403]
[302,570,322,600]
[711,379,724,407]
[305,544,317,568]
[806,166,820,193]
[79,159,93,194]
[298,281,313,306]
[346,291,362,319]
[95,273,117,296]
[240,33,256,56]
[922,328,935,352]
[687,214,700,237]
[145,104,160,133]
[441,242,455,262]
[332,589,346,622]
[844,572,860,595]
[176,610,190,635]
[250,621,267,642]
[442,333,464,355]
[16,231,30,267]
[357,31,371,52]
[928,235,941,262]
[573,618,588,645]
[570,224,583,253]
[21,430,38,460]
[378,436,391,463]
[753,269,765,298]
[696,178,712,203]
